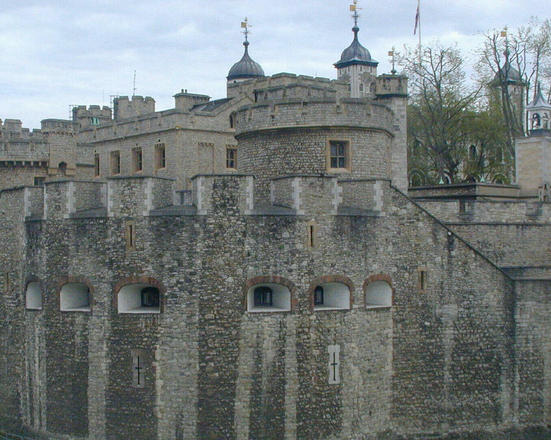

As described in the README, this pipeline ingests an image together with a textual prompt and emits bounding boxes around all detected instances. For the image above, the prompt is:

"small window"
[313,283,350,311]
[155,143,166,170]
[26,282,42,310]
[365,280,392,308]
[418,268,427,293]
[247,283,291,312]
[314,286,324,305]
[90,117,100,126]
[306,221,317,248]
[118,284,161,314]
[229,114,235,128]
[94,154,100,177]
[132,147,143,173]
[226,146,237,169]
[126,221,136,250]
[253,286,273,307]
[33,177,45,187]
[327,140,350,171]
[58,162,67,176]
[111,151,121,175]
[60,282,91,312]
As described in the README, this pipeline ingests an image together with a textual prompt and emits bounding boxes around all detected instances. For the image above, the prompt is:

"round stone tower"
[233,82,394,205]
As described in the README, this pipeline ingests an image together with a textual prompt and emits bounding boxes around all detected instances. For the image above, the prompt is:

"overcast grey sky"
[0,0,538,128]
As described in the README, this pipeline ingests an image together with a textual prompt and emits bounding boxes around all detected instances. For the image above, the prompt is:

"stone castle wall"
[1,175,550,439]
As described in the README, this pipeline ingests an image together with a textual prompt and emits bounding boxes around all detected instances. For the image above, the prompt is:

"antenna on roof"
[132,70,137,97]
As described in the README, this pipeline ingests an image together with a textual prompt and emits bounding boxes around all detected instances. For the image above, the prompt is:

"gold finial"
[500,26,508,38]
[241,17,252,42]
[388,47,397,75]
[350,0,361,27]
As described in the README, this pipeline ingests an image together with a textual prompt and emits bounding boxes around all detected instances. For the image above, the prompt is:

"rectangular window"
[126,221,135,250]
[132,147,143,173]
[418,268,427,293]
[90,117,100,126]
[328,140,350,171]
[33,177,45,187]
[226,146,237,169]
[94,153,100,177]
[110,150,121,175]
[155,143,166,170]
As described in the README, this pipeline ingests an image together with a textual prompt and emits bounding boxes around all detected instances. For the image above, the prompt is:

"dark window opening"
[253,286,273,307]
[314,286,324,305]
[34,177,45,187]
[140,287,160,308]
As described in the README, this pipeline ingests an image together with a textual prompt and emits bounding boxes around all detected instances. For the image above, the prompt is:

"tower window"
[132,147,143,173]
[327,140,350,171]
[90,117,100,126]
[155,143,166,170]
[94,153,100,177]
[60,282,91,312]
[247,283,291,312]
[226,146,237,169]
[118,283,161,313]
[111,150,121,175]
[314,286,324,305]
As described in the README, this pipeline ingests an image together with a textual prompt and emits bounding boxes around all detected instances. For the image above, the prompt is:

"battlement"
[72,105,112,129]
[0,119,44,139]
[2,173,392,223]
[375,74,408,98]
[40,119,78,135]
[233,97,394,136]
[227,72,350,100]
[113,96,156,121]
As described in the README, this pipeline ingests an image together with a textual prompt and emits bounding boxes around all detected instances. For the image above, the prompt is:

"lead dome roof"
[334,26,378,68]
[227,41,265,81]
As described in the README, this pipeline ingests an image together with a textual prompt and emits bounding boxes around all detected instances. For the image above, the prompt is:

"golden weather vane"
[388,47,397,75]
[349,0,361,27]
[241,17,252,42]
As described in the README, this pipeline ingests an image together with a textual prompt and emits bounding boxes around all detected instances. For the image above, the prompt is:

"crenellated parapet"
[72,105,112,129]
[113,96,156,121]
[192,174,254,215]
[107,176,174,217]
[233,97,394,135]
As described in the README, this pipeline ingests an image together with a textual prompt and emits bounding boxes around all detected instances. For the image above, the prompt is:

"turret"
[334,1,378,98]
[227,18,265,91]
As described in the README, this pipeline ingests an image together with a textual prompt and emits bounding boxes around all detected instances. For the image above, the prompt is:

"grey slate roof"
[227,41,265,81]
[334,26,378,68]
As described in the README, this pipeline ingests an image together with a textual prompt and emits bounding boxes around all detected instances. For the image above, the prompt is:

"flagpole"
[418,0,421,65]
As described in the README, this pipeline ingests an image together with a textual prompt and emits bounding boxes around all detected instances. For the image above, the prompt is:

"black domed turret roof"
[227,41,265,81]
[334,26,378,68]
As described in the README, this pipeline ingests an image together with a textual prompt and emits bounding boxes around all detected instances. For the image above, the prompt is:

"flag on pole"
[414,0,420,35]
[350,4,356,11]
[241,21,247,28]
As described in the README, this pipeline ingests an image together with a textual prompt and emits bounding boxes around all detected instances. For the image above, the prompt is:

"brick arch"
[362,274,394,307]
[113,275,166,313]
[243,275,297,312]
[57,276,95,312]
[307,275,355,311]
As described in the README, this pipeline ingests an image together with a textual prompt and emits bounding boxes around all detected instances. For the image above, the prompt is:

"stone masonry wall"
[4,175,546,440]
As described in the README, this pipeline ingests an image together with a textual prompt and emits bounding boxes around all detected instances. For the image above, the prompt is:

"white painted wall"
[118,283,160,313]
[314,282,350,310]
[60,283,90,311]
[365,281,392,307]
[25,282,42,310]
[247,283,291,312]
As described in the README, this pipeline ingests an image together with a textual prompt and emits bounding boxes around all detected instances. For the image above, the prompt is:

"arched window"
[26,281,42,310]
[313,282,350,311]
[365,280,392,308]
[118,283,161,314]
[58,161,67,176]
[60,282,91,312]
[247,283,291,312]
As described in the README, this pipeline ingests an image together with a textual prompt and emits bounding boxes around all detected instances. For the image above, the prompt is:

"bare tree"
[400,44,482,183]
